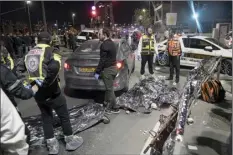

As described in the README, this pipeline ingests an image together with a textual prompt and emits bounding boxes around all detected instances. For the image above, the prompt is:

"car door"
[181,38,217,67]
[120,41,132,71]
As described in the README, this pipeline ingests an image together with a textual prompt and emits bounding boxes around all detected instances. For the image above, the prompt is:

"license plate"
[79,67,96,72]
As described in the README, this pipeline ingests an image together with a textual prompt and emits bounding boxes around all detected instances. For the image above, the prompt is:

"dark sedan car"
[64,39,135,92]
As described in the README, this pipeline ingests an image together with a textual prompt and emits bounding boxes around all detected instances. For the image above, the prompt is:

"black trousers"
[36,94,73,139]
[140,54,154,75]
[102,66,118,110]
[169,55,180,80]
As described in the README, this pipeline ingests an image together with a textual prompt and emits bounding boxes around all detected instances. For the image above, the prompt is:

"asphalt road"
[17,53,232,155]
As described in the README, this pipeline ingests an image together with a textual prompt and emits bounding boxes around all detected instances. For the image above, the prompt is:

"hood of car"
[77,36,86,40]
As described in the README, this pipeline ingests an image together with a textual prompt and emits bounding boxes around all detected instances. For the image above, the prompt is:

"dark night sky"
[1,1,232,26]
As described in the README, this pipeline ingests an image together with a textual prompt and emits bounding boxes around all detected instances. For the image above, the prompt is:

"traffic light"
[91,6,97,17]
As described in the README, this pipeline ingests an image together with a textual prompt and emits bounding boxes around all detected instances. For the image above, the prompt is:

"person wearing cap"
[137,27,158,79]
[166,33,182,84]
[15,31,83,154]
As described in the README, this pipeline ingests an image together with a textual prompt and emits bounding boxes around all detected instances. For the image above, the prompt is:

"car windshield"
[206,38,231,49]
[79,32,92,36]
[75,41,101,53]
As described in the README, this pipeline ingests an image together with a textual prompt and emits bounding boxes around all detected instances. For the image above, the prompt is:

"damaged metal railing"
[143,56,223,155]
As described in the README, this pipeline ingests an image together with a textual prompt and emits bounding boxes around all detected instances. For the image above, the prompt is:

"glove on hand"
[24,84,32,89]
[94,73,100,80]
[137,55,141,61]
[35,79,44,87]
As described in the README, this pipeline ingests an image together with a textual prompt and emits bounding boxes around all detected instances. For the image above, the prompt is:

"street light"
[142,9,146,13]
[26,1,32,35]
[72,13,75,26]
[192,13,198,19]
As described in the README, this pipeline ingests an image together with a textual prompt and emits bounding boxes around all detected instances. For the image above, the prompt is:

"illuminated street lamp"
[192,13,198,19]
[26,1,32,34]
[72,13,75,26]
[142,9,146,13]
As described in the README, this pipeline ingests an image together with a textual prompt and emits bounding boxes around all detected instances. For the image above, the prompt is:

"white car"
[76,29,98,47]
[156,35,232,76]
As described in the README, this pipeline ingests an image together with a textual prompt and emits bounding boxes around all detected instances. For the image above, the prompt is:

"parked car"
[156,35,232,76]
[76,29,98,47]
[64,39,136,92]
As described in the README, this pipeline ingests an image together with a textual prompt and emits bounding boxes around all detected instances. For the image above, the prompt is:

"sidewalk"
[173,82,232,155]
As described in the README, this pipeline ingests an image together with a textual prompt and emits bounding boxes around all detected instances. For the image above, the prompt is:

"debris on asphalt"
[23,101,105,147]
[187,145,198,150]
[126,110,130,114]
[116,75,180,113]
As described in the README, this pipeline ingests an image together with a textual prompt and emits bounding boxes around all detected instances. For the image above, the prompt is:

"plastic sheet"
[23,102,105,146]
[163,57,220,155]
[116,76,180,113]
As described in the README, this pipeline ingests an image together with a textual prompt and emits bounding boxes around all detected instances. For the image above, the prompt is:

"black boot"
[175,78,179,83]
[166,76,173,80]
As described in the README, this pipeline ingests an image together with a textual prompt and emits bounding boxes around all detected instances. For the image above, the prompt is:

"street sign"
[166,13,177,26]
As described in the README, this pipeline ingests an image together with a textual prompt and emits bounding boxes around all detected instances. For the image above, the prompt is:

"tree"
[133,8,152,29]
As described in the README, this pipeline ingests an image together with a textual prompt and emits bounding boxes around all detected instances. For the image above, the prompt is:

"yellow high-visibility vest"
[141,35,155,54]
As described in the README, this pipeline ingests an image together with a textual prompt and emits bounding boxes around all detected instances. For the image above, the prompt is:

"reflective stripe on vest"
[25,44,50,81]
[8,54,14,70]
[141,35,155,54]
[53,53,61,70]
[168,40,181,56]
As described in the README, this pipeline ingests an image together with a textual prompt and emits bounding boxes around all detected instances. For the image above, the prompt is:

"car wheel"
[122,72,129,92]
[221,59,232,76]
[131,60,135,73]
[157,52,169,66]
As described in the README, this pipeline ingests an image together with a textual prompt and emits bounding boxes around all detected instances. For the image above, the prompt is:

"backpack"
[201,79,225,103]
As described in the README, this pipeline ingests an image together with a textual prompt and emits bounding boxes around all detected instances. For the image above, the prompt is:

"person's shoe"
[110,108,120,114]
[105,109,112,115]
[175,78,179,83]
[46,137,59,154]
[65,135,83,151]
[140,75,145,80]
[166,76,173,80]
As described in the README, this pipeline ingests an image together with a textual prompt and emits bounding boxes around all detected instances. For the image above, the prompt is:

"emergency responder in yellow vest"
[52,32,61,49]
[1,43,14,70]
[166,33,182,84]
[137,27,158,79]
[15,32,83,155]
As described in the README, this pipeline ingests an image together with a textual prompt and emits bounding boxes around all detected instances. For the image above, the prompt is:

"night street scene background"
[0,1,232,155]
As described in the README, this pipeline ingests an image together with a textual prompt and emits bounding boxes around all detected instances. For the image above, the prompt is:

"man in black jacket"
[95,28,120,115]
[16,32,83,155]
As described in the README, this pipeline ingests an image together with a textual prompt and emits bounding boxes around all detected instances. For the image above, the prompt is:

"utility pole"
[41,1,47,32]
[27,4,32,35]
[170,1,173,12]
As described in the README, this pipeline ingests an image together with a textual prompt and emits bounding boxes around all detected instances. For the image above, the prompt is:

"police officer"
[137,27,158,79]
[16,32,83,154]
[95,28,120,115]
[166,33,182,84]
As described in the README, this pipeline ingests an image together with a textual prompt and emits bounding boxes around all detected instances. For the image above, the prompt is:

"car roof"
[181,35,210,39]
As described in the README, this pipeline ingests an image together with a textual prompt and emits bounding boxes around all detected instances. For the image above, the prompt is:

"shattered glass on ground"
[116,76,180,113]
[23,102,105,146]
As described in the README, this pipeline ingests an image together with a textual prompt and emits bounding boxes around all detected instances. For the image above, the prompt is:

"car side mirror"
[204,46,213,51]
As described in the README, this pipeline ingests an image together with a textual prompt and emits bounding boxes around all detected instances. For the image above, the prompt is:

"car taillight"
[64,62,71,70]
[116,61,123,69]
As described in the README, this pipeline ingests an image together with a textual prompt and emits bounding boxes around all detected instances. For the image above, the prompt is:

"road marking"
[139,121,161,155]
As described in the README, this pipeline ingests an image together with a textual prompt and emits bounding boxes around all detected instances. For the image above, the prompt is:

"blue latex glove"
[94,73,100,80]
[24,84,32,89]
[35,79,44,87]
